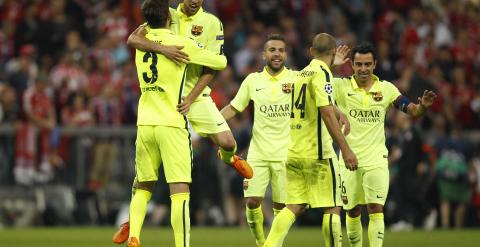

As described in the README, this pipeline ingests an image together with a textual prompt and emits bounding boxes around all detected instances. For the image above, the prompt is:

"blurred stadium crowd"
[0,0,480,230]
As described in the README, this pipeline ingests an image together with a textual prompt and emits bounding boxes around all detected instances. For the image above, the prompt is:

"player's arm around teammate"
[119,1,228,246]
[126,0,252,179]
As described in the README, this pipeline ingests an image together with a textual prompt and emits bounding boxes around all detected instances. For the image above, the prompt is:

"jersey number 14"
[291,83,307,119]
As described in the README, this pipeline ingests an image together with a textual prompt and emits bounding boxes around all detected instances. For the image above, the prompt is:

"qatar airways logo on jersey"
[259,104,291,118]
[349,109,382,123]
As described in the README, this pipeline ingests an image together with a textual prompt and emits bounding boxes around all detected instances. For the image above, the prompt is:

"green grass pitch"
[1,227,479,247]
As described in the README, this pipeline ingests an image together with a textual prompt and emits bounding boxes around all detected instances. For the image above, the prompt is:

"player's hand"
[333,45,350,67]
[338,112,350,135]
[159,45,190,66]
[343,148,358,171]
[177,96,191,116]
[418,90,437,108]
[137,24,148,37]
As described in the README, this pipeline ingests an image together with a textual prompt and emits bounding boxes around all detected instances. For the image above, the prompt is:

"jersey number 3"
[291,84,307,119]
[142,52,158,84]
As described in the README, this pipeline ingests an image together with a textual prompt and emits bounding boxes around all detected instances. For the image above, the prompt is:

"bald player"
[263,33,358,247]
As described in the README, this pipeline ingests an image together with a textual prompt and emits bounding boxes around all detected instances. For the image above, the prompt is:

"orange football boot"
[218,150,253,179]
[112,221,129,244]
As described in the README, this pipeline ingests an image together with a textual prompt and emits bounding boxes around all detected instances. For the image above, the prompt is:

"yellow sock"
[322,213,342,247]
[273,208,281,217]
[219,145,236,164]
[368,213,384,247]
[264,208,296,247]
[346,214,362,247]
[246,206,265,246]
[171,193,190,247]
[129,189,152,241]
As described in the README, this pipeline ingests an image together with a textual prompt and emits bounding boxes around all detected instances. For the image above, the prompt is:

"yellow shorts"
[135,125,192,183]
[187,96,230,137]
[243,159,287,203]
[339,163,389,210]
[286,157,342,208]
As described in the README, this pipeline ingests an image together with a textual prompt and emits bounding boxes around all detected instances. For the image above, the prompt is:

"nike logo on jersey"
[348,93,356,96]
[216,122,225,126]
[376,195,383,199]
[256,88,265,91]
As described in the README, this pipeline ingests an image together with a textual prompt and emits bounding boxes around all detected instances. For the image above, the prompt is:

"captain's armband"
[393,95,411,113]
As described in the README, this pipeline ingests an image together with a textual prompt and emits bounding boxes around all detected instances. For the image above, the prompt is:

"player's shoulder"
[333,76,352,85]
[201,9,223,24]
[378,79,398,91]
[285,67,299,77]
[244,71,263,82]
[201,10,224,31]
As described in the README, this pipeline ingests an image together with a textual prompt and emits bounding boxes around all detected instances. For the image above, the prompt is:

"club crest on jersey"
[324,83,333,94]
[282,83,292,93]
[372,92,383,101]
[191,25,203,36]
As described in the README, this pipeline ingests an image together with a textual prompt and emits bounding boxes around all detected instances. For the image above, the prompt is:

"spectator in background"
[450,66,475,128]
[472,149,480,226]
[5,44,38,100]
[389,112,434,229]
[113,62,139,125]
[375,40,397,81]
[0,83,20,125]
[61,92,94,128]
[88,84,122,190]
[233,34,262,78]
[0,84,19,184]
[14,4,40,53]
[14,76,57,185]
[435,125,473,228]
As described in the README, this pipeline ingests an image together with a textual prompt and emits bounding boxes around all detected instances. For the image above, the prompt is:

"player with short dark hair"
[334,43,436,247]
[126,0,252,179]
[125,1,227,246]
[220,33,296,246]
[113,1,252,244]
[264,33,358,247]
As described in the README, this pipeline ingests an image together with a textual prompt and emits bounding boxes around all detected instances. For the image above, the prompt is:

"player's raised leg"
[212,130,253,179]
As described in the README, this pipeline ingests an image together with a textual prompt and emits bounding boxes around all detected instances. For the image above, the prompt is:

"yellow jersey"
[169,4,224,98]
[333,75,401,167]
[135,28,226,127]
[230,67,297,161]
[289,59,336,160]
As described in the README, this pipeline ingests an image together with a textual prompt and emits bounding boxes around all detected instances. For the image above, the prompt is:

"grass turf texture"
[1,227,479,247]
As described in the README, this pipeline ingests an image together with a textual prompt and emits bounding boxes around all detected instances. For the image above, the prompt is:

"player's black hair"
[351,43,377,62]
[264,33,286,50]
[142,0,170,29]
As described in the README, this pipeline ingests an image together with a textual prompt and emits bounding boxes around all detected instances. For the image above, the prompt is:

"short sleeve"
[230,75,252,112]
[313,68,334,107]
[332,78,345,107]
[386,81,402,105]
[205,17,224,55]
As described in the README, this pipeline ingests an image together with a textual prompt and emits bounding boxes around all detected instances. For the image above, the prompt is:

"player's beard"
[266,59,285,73]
